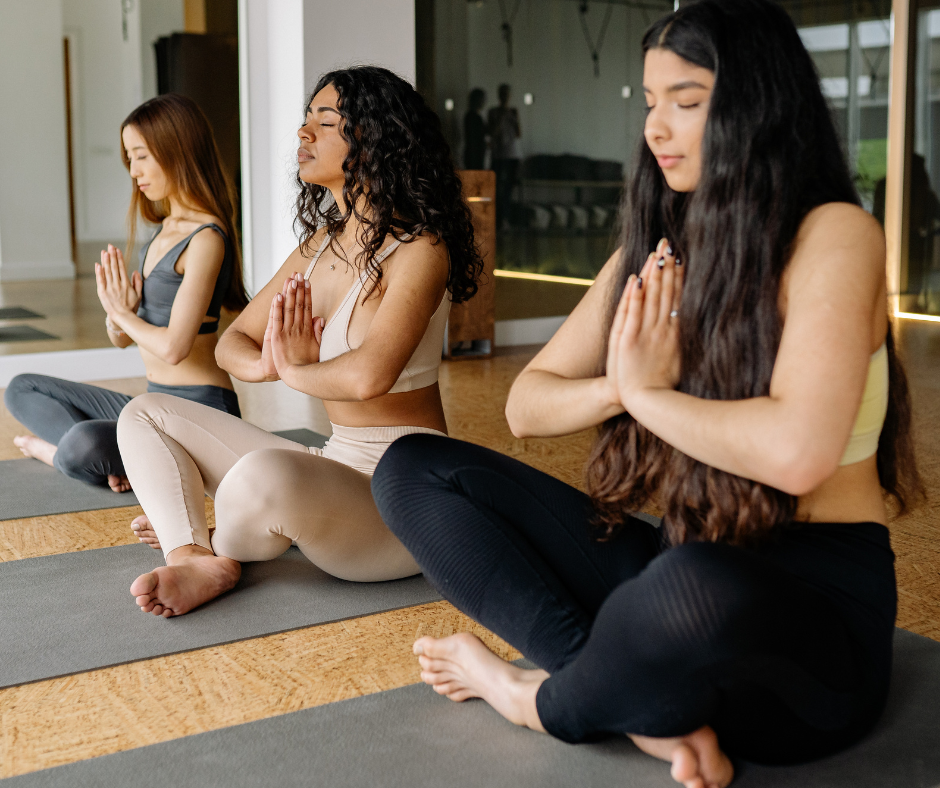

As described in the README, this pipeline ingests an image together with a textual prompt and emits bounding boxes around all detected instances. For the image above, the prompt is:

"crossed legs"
[117,394,419,616]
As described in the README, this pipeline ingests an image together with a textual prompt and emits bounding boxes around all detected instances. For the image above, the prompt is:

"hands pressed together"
[95,244,142,325]
[263,272,325,378]
[604,237,684,411]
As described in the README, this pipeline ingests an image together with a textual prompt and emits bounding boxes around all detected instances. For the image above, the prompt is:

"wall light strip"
[494,269,596,286]
[895,310,940,324]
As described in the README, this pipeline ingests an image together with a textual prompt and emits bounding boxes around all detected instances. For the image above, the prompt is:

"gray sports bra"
[137,223,233,334]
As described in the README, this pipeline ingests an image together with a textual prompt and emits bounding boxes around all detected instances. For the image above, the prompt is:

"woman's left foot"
[131,514,161,549]
[13,435,56,467]
[414,632,549,731]
[108,474,132,493]
[629,726,734,788]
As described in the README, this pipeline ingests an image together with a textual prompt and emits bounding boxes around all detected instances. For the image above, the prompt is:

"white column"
[239,0,306,295]
[0,0,74,281]
[239,0,416,296]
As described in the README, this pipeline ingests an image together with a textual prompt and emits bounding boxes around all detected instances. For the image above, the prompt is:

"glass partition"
[907,4,940,315]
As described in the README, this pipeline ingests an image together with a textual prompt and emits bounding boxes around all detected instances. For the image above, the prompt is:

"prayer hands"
[269,272,325,373]
[95,244,142,320]
[605,238,683,411]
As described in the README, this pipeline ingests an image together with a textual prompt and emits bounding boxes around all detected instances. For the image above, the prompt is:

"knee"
[216,449,297,525]
[4,373,41,414]
[116,393,174,446]
[371,434,452,508]
[55,422,112,481]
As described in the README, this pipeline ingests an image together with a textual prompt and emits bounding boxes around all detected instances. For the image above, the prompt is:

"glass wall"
[426,0,898,321]
[909,4,940,315]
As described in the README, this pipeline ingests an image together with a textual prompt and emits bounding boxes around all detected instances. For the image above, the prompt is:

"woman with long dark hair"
[6,94,247,493]
[117,67,482,618]
[371,2,921,784]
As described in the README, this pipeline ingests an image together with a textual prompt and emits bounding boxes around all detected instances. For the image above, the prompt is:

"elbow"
[771,440,841,497]
[162,343,191,366]
[505,398,532,439]
[352,374,395,402]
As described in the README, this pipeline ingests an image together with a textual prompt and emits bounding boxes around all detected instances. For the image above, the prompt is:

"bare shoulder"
[384,232,450,286]
[793,203,884,268]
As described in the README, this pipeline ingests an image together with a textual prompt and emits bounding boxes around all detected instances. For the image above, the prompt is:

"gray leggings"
[4,373,240,487]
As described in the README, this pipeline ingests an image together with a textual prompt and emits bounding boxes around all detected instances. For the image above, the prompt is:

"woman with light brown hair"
[6,93,247,494]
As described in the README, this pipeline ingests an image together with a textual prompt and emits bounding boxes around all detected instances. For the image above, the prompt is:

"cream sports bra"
[839,342,888,466]
[303,234,451,394]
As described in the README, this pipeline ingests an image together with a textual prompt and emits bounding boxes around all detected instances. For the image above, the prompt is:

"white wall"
[239,0,416,296]
[466,0,649,165]
[140,0,185,101]
[0,0,74,281]
[63,0,145,244]
[302,0,416,89]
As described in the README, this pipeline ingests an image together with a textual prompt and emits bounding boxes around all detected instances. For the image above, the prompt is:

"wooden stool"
[445,170,496,359]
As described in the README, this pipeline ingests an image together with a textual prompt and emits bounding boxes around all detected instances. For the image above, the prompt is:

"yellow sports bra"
[839,342,888,466]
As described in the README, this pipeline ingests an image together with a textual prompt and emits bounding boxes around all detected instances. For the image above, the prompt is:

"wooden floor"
[0,327,938,777]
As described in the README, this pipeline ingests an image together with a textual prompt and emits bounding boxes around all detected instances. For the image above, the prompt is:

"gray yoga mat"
[0,429,327,521]
[0,306,44,320]
[7,629,939,788]
[0,325,58,342]
[0,542,440,688]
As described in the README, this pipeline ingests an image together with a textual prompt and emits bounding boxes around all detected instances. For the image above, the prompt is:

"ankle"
[508,668,549,732]
[166,544,215,565]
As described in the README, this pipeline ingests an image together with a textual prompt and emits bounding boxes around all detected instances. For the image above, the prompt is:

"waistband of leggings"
[328,422,447,445]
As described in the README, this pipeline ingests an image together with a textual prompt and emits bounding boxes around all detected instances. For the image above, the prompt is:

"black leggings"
[4,374,240,486]
[371,435,897,765]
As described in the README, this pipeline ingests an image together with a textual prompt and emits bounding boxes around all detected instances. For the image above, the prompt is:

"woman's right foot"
[108,474,132,493]
[131,515,161,549]
[13,435,56,467]
[129,546,240,617]
[629,726,734,788]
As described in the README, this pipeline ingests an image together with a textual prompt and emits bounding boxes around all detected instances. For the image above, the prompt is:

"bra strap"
[303,234,333,280]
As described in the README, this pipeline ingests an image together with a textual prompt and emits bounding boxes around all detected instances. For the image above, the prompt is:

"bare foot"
[108,474,132,493]
[129,545,240,617]
[131,514,161,549]
[414,632,549,731]
[630,727,734,788]
[13,435,56,467]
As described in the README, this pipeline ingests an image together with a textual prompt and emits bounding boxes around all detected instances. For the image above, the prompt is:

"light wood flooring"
[0,330,938,777]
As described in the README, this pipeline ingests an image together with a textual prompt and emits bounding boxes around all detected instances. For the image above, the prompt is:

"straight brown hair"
[120,93,248,312]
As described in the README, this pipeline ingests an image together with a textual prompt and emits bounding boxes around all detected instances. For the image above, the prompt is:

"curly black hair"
[294,66,483,304]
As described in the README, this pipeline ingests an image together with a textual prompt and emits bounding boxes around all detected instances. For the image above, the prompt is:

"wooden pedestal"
[445,170,496,359]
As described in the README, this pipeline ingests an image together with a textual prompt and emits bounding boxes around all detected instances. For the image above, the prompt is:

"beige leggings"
[116,393,443,581]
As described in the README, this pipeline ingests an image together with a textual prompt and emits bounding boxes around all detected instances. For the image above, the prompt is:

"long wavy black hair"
[586,0,922,546]
[294,66,482,303]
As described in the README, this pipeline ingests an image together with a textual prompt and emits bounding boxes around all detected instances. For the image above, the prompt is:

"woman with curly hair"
[371,1,921,785]
[117,66,482,617]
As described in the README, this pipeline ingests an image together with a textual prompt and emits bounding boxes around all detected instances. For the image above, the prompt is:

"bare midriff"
[325,382,448,434]
[142,331,234,390]
[796,454,887,525]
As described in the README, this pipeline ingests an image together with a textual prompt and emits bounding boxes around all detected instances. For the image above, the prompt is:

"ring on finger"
[670,310,679,318]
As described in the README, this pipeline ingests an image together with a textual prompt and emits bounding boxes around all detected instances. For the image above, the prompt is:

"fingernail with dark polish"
[675,257,682,267]
[637,277,643,289]
[657,257,665,269]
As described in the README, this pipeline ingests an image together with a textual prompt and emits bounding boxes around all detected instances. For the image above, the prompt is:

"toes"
[130,571,157,597]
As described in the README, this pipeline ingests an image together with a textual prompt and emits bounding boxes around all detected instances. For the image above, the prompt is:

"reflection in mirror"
[0,0,239,357]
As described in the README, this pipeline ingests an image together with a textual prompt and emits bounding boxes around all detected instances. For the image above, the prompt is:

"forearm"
[506,371,624,438]
[110,311,186,363]
[280,351,389,402]
[106,323,135,349]
[216,330,277,382]
[624,388,838,495]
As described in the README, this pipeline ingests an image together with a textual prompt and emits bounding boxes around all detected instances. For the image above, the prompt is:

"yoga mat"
[7,629,939,788]
[0,306,45,320]
[0,429,327,521]
[0,326,58,342]
[0,542,440,688]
